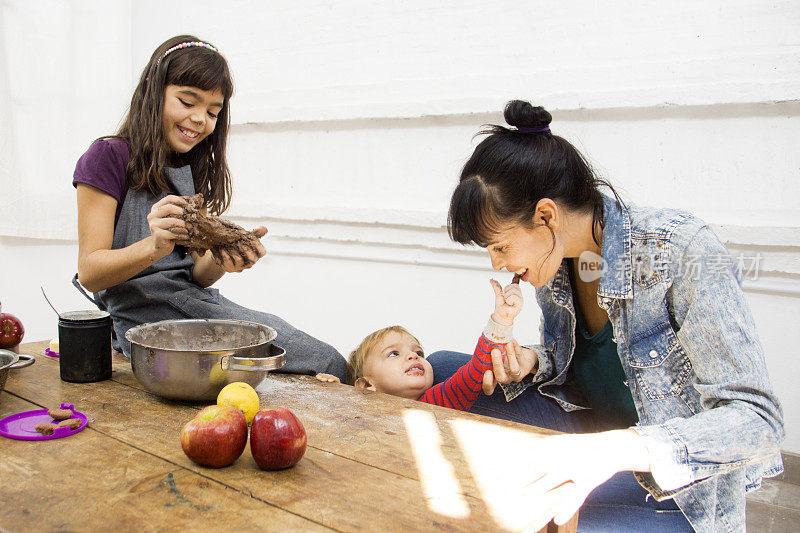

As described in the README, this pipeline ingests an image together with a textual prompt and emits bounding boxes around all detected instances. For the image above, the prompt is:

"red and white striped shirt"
[418,319,512,410]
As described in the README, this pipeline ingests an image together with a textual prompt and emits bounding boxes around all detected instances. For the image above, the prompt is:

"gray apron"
[74,165,346,380]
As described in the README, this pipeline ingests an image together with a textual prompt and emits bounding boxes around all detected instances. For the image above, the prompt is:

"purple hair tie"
[516,126,550,133]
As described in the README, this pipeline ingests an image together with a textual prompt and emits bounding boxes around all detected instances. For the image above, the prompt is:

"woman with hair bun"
[428,100,783,531]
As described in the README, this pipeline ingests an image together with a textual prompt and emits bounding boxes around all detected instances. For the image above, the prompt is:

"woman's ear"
[354,377,376,391]
[533,198,559,229]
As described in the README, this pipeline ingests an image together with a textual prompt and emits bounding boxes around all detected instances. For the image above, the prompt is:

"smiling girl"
[72,35,346,380]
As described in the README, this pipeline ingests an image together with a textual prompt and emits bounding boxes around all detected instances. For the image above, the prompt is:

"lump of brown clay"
[35,423,57,435]
[173,194,265,263]
[47,408,72,420]
[57,419,82,430]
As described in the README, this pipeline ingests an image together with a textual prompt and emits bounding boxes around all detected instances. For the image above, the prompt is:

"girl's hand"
[315,373,340,383]
[146,195,189,259]
[214,226,268,273]
[482,339,538,395]
[490,279,523,326]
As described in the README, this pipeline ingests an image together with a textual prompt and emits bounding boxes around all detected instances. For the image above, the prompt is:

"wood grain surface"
[2,341,577,532]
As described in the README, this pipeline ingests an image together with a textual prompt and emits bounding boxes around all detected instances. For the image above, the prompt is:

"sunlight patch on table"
[402,409,469,519]
[450,418,547,531]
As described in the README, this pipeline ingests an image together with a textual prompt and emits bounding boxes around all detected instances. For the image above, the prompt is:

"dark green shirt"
[572,301,639,430]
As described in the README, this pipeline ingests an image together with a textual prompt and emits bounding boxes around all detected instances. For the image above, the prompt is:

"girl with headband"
[72,35,347,380]
[429,100,783,531]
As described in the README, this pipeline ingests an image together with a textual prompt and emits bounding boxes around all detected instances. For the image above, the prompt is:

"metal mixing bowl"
[125,319,285,401]
[0,349,35,395]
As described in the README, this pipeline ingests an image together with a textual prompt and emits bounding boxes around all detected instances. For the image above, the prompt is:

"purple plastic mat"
[0,402,88,440]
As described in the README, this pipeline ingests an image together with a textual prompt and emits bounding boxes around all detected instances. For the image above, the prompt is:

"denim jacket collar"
[545,261,571,307]
[597,194,634,300]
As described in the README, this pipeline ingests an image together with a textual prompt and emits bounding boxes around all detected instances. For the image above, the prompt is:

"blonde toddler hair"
[346,325,421,385]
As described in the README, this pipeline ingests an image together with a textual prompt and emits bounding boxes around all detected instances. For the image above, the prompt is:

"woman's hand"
[482,339,538,395]
[490,279,523,326]
[315,373,341,383]
[213,226,268,273]
[513,430,652,528]
[146,195,189,259]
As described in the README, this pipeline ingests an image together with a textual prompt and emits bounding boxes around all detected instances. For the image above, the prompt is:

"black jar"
[58,310,112,383]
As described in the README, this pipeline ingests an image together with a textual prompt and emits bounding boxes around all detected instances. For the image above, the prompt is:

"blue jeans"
[428,350,694,532]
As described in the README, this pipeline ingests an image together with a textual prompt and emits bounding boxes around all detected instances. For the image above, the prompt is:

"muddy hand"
[148,195,189,256]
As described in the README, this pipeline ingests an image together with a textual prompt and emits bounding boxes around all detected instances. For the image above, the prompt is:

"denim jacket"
[502,195,784,532]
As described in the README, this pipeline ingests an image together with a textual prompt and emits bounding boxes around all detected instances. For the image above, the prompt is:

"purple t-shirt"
[73,138,131,225]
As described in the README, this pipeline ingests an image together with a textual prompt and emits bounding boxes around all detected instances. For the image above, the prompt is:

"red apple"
[0,311,24,350]
[180,405,247,468]
[250,407,307,470]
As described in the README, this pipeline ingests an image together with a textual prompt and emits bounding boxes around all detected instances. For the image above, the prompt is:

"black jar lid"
[59,310,111,325]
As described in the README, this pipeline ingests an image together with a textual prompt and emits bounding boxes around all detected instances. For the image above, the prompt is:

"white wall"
[1,1,799,450]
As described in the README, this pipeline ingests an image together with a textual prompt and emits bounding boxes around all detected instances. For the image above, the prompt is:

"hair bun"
[504,100,552,129]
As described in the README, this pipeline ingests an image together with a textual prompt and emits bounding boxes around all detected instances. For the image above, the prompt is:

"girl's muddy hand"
[250,226,268,260]
[315,373,340,383]
[215,244,263,272]
[147,195,189,257]
[215,248,244,272]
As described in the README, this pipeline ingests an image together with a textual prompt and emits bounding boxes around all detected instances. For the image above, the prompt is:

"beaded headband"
[156,41,218,66]
[516,126,551,133]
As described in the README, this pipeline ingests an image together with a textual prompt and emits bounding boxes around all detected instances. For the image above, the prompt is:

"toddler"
[318,278,522,410]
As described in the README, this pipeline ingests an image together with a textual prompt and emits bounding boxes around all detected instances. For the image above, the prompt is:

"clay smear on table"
[173,194,265,263]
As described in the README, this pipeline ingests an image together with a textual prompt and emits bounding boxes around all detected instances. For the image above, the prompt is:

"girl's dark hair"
[114,35,233,215]
[448,100,621,250]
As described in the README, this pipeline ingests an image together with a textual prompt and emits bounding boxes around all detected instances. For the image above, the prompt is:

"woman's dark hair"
[114,34,233,215]
[448,100,621,251]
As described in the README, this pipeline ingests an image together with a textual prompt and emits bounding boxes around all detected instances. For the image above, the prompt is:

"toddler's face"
[360,331,434,400]
[162,85,223,153]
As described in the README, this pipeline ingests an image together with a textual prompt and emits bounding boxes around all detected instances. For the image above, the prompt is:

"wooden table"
[1,341,578,532]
